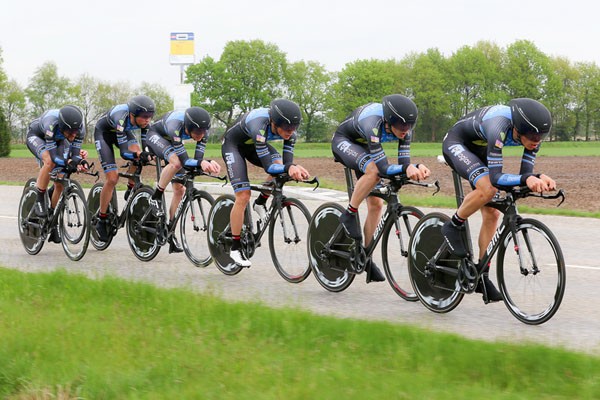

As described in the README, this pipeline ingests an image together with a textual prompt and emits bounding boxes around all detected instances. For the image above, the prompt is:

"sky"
[1,0,598,97]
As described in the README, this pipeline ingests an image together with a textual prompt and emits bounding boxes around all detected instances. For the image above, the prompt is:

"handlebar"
[503,186,566,207]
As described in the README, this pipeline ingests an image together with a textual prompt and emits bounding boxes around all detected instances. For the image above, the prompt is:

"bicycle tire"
[408,212,464,313]
[60,182,90,261]
[23,177,37,193]
[88,182,118,251]
[381,206,423,301]
[307,202,355,292]
[496,218,566,325]
[268,197,312,283]
[180,189,215,267]
[125,186,163,262]
[18,186,45,255]
[207,194,244,275]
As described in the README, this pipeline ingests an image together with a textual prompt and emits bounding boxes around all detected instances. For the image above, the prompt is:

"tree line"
[1,38,600,156]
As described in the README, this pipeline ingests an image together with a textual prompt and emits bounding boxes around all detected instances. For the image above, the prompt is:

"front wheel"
[497,218,566,325]
[269,197,312,283]
[381,206,423,301]
[60,181,90,261]
[125,187,163,261]
[307,203,355,292]
[408,212,464,313]
[180,190,214,267]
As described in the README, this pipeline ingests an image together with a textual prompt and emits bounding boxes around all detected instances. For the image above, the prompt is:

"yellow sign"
[170,32,195,65]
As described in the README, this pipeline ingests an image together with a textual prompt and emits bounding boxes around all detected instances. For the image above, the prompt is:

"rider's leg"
[341,162,380,240]
[363,195,384,247]
[230,189,252,267]
[36,151,53,192]
[50,181,64,210]
[478,205,501,260]
[99,170,119,214]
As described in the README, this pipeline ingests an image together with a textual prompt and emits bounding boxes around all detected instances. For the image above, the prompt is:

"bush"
[0,111,11,157]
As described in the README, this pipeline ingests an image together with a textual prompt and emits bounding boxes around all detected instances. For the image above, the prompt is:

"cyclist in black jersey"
[146,106,221,253]
[26,105,89,243]
[93,95,156,242]
[441,98,556,302]
[221,99,310,267]
[332,94,430,282]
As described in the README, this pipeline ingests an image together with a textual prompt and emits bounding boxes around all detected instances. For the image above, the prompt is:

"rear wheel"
[408,212,464,313]
[268,197,312,283]
[18,186,45,255]
[207,195,245,275]
[60,181,90,261]
[497,218,566,325]
[307,203,355,292]
[125,187,164,261]
[180,189,215,267]
[88,182,118,250]
[381,206,423,301]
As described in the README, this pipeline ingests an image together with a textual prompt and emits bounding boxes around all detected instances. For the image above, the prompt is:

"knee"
[366,197,384,213]
[475,185,497,202]
[172,183,184,197]
[235,190,251,205]
[481,207,500,222]
[105,172,119,186]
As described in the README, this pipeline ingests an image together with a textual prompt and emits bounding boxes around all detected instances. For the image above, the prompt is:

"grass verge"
[1,268,599,399]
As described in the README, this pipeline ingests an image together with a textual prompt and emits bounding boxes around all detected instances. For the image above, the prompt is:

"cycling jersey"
[442,105,539,188]
[26,109,86,168]
[94,103,149,172]
[332,102,413,177]
[221,108,297,192]
[146,110,207,170]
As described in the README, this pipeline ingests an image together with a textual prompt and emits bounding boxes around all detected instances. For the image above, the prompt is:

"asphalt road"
[2,184,600,355]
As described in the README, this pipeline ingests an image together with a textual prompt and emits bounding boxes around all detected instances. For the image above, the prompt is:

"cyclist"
[146,106,221,253]
[332,94,430,283]
[93,95,156,242]
[26,105,89,243]
[221,99,310,267]
[441,98,556,302]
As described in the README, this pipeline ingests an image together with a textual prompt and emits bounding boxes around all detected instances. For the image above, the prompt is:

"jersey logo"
[256,134,266,143]
[116,125,124,132]
[174,136,181,142]
[370,135,380,143]
[500,131,507,141]
[372,128,379,136]
[494,139,504,149]
[46,130,54,138]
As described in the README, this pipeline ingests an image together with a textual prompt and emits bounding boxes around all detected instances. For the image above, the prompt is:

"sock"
[347,204,358,214]
[36,187,46,201]
[98,212,108,220]
[152,185,164,201]
[255,193,269,206]
[451,213,466,227]
[231,235,241,251]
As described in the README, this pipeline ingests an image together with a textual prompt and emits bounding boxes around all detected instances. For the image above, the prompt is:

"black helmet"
[269,99,302,129]
[128,95,156,117]
[58,105,84,132]
[184,107,211,133]
[382,94,418,127]
[509,98,552,140]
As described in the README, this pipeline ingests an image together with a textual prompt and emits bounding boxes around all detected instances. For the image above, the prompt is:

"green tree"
[0,110,10,157]
[573,62,600,140]
[187,40,287,130]
[285,60,335,142]
[137,82,173,117]
[331,59,399,121]
[547,57,579,141]
[25,62,72,117]
[1,80,27,142]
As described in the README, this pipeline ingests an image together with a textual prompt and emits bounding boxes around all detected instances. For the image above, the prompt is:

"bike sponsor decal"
[486,224,506,256]
[336,141,358,157]
[373,211,389,240]
[448,144,471,166]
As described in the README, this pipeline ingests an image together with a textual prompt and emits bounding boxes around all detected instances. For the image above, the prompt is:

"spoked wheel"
[381,206,423,301]
[88,182,118,251]
[60,181,90,261]
[497,218,566,325]
[269,197,312,283]
[180,189,215,267]
[408,212,464,313]
[207,195,245,275]
[125,187,164,261]
[18,186,46,255]
[307,203,355,292]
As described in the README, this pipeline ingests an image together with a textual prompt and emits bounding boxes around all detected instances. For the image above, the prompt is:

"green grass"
[8,140,600,159]
[1,268,599,399]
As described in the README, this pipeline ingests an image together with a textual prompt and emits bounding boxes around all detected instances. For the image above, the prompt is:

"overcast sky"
[1,0,597,96]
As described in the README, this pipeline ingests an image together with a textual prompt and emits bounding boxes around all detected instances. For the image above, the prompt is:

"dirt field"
[2,156,598,213]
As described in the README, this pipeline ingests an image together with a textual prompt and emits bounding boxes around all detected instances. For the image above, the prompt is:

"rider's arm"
[487,133,534,186]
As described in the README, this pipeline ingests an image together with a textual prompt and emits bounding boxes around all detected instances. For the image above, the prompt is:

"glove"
[386,164,404,176]
[183,158,200,171]
[66,159,79,173]
[138,151,153,164]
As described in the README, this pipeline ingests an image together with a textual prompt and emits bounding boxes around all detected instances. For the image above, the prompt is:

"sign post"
[169,32,195,109]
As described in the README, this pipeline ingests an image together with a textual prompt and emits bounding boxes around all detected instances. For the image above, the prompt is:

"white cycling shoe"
[230,249,252,268]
